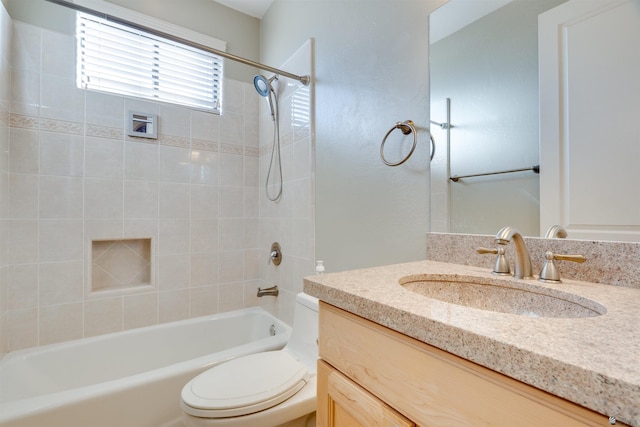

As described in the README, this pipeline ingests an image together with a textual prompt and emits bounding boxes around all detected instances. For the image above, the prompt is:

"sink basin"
[399,274,606,318]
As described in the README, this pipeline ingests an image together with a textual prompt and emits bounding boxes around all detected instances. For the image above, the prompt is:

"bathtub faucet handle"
[269,242,282,266]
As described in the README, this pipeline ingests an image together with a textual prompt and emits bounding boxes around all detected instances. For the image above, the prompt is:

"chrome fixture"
[544,225,568,239]
[538,251,586,283]
[269,242,282,266]
[450,165,539,182]
[257,285,279,297]
[254,74,283,202]
[494,226,534,279]
[430,119,452,130]
[476,246,511,275]
[380,120,436,166]
[45,0,310,86]
[254,74,278,121]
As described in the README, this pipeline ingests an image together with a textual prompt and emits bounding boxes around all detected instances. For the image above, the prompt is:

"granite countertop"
[304,260,640,427]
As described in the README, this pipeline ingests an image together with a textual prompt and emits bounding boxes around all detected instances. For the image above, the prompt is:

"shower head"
[253,74,278,120]
[254,74,271,97]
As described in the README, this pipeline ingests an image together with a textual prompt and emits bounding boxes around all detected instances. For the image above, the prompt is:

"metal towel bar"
[450,165,539,182]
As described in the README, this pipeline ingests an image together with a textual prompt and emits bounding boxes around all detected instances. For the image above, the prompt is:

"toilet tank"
[284,293,319,371]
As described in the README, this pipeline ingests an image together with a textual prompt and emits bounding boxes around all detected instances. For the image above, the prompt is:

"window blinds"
[77,13,223,112]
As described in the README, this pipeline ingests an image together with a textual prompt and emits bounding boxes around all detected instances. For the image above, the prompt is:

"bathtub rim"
[0,306,292,423]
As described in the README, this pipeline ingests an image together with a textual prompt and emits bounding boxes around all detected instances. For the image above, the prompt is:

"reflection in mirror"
[429,0,566,237]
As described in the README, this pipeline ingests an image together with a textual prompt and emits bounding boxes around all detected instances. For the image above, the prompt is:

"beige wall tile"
[85,297,123,337]
[5,19,313,351]
[39,260,83,306]
[7,307,37,351]
[7,263,38,309]
[190,285,218,317]
[158,289,189,323]
[39,303,83,346]
[9,128,39,174]
[85,137,124,179]
[218,282,243,312]
[190,253,218,287]
[124,292,158,330]
[38,176,83,218]
[84,178,123,219]
[39,132,84,177]
[124,180,159,219]
[38,219,83,262]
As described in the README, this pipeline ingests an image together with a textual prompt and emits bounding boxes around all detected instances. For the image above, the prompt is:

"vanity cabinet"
[318,360,415,427]
[317,302,626,427]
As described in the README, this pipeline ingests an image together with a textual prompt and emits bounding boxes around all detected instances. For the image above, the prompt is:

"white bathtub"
[0,307,291,427]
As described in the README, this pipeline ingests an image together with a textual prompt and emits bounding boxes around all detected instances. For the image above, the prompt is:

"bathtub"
[0,307,291,427]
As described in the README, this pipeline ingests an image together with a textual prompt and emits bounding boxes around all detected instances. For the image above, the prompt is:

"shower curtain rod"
[45,0,311,86]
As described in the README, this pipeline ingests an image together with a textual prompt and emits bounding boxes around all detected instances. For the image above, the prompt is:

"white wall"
[262,0,439,273]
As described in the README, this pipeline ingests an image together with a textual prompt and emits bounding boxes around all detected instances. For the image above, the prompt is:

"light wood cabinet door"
[318,302,628,427]
[318,360,415,427]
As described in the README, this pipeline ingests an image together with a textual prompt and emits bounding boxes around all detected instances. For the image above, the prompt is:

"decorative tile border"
[40,118,83,135]
[258,145,271,157]
[219,143,244,155]
[9,115,265,158]
[192,139,218,152]
[158,134,190,148]
[87,124,123,140]
[244,146,260,157]
[10,113,39,130]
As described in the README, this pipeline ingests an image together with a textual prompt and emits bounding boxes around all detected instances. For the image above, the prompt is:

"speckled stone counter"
[304,260,640,426]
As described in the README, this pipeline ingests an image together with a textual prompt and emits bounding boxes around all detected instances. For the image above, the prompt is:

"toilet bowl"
[180,293,319,427]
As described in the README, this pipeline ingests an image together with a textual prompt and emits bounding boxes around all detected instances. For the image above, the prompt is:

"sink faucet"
[494,226,534,279]
[544,224,567,239]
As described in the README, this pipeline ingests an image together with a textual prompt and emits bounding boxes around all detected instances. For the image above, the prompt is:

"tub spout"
[257,285,279,297]
[494,226,534,279]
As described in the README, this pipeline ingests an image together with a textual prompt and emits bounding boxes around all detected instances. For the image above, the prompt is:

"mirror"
[429,0,567,237]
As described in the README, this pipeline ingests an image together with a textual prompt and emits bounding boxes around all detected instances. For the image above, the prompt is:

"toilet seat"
[181,351,310,419]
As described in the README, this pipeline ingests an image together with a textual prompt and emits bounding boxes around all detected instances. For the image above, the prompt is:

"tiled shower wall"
[0,4,11,357]
[2,18,314,353]
[256,40,315,325]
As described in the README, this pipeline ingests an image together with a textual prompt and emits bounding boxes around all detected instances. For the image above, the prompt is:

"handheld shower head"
[253,74,271,97]
[253,74,277,120]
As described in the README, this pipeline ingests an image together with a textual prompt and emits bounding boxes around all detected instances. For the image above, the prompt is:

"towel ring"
[380,120,417,166]
[380,120,435,166]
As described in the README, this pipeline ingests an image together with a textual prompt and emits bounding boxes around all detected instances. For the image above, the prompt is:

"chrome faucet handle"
[269,242,282,266]
[538,251,586,283]
[476,247,511,276]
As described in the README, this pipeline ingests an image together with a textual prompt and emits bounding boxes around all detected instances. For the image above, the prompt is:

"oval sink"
[399,274,606,318]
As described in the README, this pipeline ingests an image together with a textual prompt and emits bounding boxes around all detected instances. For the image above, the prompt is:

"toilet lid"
[181,351,310,418]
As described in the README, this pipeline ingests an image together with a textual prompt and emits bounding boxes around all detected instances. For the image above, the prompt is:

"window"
[77,12,223,113]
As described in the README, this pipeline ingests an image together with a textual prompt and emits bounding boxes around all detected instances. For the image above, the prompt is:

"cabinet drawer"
[319,302,622,427]
[318,360,415,427]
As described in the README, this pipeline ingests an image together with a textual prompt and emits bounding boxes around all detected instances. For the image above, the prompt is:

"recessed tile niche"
[91,238,152,292]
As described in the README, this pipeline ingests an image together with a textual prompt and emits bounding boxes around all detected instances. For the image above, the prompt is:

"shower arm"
[45,0,311,86]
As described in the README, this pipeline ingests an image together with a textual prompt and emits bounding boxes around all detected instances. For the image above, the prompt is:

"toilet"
[180,293,319,427]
